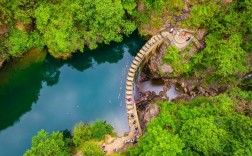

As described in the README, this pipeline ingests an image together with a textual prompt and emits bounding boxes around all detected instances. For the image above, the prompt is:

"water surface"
[0,33,144,156]
[139,80,180,100]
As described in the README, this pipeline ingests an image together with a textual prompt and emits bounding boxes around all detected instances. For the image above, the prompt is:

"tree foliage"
[25,120,113,155]
[130,94,252,155]
[193,33,247,79]
[81,141,104,156]
[0,0,136,58]
[130,126,184,156]
[24,129,70,156]
[164,45,192,76]
[3,29,45,56]
[161,0,251,83]
[73,120,113,146]
[180,117,228,155]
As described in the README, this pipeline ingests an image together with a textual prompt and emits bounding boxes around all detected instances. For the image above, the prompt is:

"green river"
[0,33,144,156]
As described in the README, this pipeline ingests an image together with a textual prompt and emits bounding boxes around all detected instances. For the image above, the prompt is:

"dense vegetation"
[0,0,137,58]
[161,0,252,85]
[1,0,251,155]
[24,121,113,156]
[2,0,249,84]
[129,89,252,155]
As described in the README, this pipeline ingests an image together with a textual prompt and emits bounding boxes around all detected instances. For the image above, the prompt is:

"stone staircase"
[103,34,166,154]
[102,29,201,155]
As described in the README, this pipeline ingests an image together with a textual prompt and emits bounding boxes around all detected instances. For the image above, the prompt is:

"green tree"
[73,121,113,146]
[164,46,192,76]
[180,117,228,155]
[129,126,184,156]
[34,0,136,58]
[193,33,247,80]
[81,141,104,156]
[24,129,70,156]
[221,114,252,155]
[185,1,219,28]
[130,94,252,155]
[3,29,44,56]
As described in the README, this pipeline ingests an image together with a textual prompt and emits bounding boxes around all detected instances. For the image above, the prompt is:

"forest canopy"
[0,0,137,58]
[13,0,251,155]
[129,90,252,155]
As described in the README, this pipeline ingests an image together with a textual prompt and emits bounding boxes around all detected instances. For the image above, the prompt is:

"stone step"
[131,64,138,69]
[129,68,137,73]
[127,76,134,81]
[126,81,133,86]
[126,105,134,109]
[137,52,144,58]
[126,85,133,90]
[128,72,134,77]
[126,88,133,92]
[126,86,134,91]
[153,36,159,42]
[134,56,141,62]
[145,41,153,47]
[126,82,133,87]
[144,43,151,49]
[157,34,163,39]
[142,46,148,52]
[132,60,139,66]
[126,101,133,105]
[139,50,146,55]
[160,33,166,38]
[126,90,133,95]
[149,37,156,44]
[126,88,132,92]
[147,39,154,45]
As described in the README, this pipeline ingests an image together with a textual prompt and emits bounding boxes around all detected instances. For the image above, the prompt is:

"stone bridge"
[102,29,201,154]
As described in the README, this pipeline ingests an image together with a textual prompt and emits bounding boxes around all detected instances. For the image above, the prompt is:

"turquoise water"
[0,34,144,156]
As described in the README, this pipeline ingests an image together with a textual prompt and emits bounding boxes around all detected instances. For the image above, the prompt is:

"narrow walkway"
[192,37,203,49]
[102,29,201,154]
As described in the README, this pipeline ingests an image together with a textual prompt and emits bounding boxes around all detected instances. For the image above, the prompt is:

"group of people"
[101,145,107,153]
[170,28,191,42]
[123,113,139,145]
[101,113,139,153]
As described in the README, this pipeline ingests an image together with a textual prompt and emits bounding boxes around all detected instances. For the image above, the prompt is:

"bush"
[130,94,252,155]
[73,121,113,146]
[24,129,70,156]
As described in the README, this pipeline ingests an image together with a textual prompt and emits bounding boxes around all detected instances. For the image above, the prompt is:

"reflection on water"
[0,49,46,131]
[0,33,144,156]
[140,80,180,101]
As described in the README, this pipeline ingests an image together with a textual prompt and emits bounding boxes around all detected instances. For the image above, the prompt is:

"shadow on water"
[0,32,144,132]
[0,49,46,131]
[65,32,140,69]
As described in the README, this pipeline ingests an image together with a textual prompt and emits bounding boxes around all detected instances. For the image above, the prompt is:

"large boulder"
[160,64,173,74]
[142,104,159,126]
[148,40,170,77]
